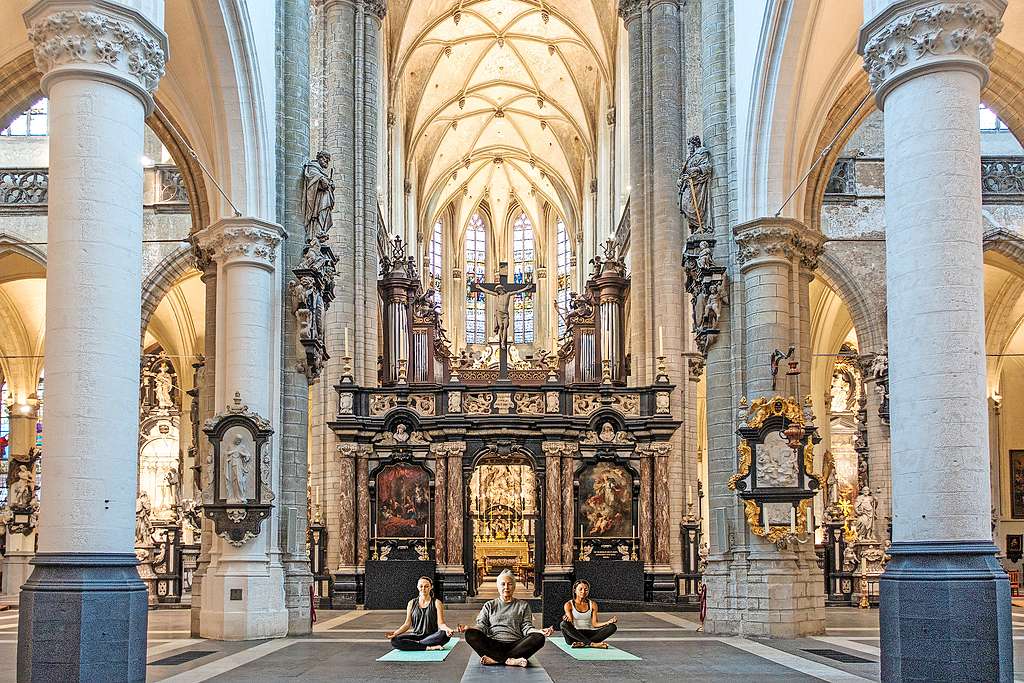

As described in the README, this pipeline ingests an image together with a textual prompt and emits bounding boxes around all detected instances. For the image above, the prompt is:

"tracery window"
[1,99,48,136]
[556,219,571,338]
[465,213,487,344]
[428,220,443,307]
[980,104,1008,131]
[512,212,535,344]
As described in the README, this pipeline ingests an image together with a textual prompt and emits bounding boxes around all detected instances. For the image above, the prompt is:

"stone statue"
[291,275,324,340]
[303,150,335,243]
[701,280,727,331]
[135,491,154,545]
[224,435,252,503]
[598,422,616,443]
[9,464,34,509]
[854,485,878,541]
[393,424,410,443]
[869,350,888,379]
[153,363,174,408]
[830,373,851,413]
[165,469,180,508]
[677,135,713,233]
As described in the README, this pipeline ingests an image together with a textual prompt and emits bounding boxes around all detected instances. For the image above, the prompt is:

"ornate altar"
[327,237,681,623]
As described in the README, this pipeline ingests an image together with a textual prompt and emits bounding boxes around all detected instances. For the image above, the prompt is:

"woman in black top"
[385,576,454,651]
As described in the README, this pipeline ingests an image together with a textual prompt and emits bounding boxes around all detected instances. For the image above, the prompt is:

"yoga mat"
[460,656,551,682]
[377,637,460,662]
[550,637,641,661]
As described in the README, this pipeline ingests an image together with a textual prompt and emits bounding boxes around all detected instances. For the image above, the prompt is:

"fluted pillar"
[18,2,167,679]
[859,2,1011,679]
[192,217,288,640]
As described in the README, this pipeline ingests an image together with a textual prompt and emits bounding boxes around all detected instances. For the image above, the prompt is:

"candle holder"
[313,502,323,525]
[340,355,354,383]
[449,356,462,383]
[684,501,697,523]
[545,354,559,383]
[397,358,408,384]
[656,355,670,383]
[601,359,612,385]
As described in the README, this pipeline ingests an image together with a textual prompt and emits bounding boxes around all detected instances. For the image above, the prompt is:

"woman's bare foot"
[505,657,529,667]
[571,641,586,648]
[480,656,500,665]
[591,642,610,649]
[426,645,443,651]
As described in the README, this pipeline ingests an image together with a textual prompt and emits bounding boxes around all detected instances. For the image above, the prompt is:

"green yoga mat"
[376,637,459,662]
[550,637,641,661]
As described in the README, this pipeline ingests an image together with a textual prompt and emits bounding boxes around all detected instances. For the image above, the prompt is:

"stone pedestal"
[859,2,1012,680]
[1,548,35,600]
[17,2,167,680]
[135,544,159,608]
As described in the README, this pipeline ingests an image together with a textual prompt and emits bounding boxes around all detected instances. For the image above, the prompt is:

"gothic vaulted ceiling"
[386,0,617,238]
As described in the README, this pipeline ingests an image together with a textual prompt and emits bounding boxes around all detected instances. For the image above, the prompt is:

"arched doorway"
[467,447,540,599]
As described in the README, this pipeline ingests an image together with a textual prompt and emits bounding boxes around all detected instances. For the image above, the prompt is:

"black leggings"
[561,622,617,646]
[390,629,451,651]
[464,629,545,661]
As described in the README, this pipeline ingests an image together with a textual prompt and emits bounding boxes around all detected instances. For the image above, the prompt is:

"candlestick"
[686,485,692,507]
[805,509,813,534]
[344,327,350,358]
[789,506,796,533]
[659,326,664,357]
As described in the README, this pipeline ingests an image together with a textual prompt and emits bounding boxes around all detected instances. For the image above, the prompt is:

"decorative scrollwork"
[0,169,48,205]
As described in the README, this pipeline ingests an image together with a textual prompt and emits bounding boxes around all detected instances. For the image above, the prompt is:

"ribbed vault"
[388,0,616,233]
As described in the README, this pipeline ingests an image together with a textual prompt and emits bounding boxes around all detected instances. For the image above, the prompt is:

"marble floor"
[1,605,1023,681]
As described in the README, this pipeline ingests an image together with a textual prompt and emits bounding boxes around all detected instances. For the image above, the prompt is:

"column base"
[331,566,364,608]
[703,551,825,638]
[881,541,1013,682]
[647,565,679,603]
[2,550,36,598]
[198,558,288,640]
[438,565,467,603]
[283,558,313,636]
[17,553,148,683]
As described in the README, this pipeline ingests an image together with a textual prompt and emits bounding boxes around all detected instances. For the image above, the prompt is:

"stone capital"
[858,0,1005,107]
[24,0,168,115]
[542,441,578,457]
[193,217,285,271]
[733,217,824,272]
[336,442,370,459]
[618,0,644,23]
[316,0,386,20]
[430,441,466,458]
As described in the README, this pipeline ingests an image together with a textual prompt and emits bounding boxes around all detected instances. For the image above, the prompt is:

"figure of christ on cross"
[470,261,536,380]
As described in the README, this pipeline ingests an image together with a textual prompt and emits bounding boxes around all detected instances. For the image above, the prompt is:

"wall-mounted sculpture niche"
[729,396,820,548]
[201,392,274,546]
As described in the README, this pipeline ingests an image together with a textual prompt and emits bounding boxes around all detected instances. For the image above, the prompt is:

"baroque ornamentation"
[465,392,492,414]
[572,393,601,417]
[513,393,543,415]
[408,394,436,416]
[683,237,728,367]
[860,2,1003,95]
[369,394,398,416]
[26,9,167,92]
[611,393,641,416]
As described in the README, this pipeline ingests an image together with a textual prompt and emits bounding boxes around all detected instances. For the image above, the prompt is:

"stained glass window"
[465,213,487,344]
[1,99,48,136]
[428,220,443,306]
[512,212,535,344]
[556,219,571,338]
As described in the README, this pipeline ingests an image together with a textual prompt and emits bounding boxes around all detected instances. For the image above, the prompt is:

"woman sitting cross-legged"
[561,580,618,648]
[385,576,453,651]
[458,569,554,667]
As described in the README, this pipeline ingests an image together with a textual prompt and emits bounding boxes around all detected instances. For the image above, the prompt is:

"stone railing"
[157,166,188,203]
[981,156,1024,199]
[0,168,47,206]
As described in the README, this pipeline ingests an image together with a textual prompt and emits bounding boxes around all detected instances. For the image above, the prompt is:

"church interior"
[0,0,1023,681]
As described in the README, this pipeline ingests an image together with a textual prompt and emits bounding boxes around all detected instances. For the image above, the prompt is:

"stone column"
[18,3,167,679]
[1,404,39,598]
[858,2,1011,679]
[708,217,825,638]
[190,244,217,637]
[277,0,313,636]
[193,217,288,640]
[333,442,358,606]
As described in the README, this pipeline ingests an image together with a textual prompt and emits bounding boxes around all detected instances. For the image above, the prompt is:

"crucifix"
[470,261,536,380]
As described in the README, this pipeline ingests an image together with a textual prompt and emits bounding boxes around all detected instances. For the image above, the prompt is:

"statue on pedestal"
[854,486,878,541]
[302,150,335,243]
[224,435,252,504]
[135,492,154,546]
[9,465,34,509]
[677,135,713,234]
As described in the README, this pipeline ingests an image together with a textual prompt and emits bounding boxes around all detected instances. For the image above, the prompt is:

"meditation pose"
[385,576,453,651]
[561,580,618,648]
[459,570,553,667]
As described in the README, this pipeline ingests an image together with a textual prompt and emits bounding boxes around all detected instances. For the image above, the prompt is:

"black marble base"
[364,560,435,609]
[542,571,573,630]
[331,570,363,608]
[17,553,149,683]
[880,541,1013,683]
[438,570,467,603]
[574,560,644,602]
[648,570,678,603]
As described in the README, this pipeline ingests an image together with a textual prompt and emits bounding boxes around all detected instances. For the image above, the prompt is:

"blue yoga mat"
[377,637,459,662]
[549,637,641,661]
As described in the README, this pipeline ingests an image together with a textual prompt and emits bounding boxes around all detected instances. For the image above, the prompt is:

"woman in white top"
[561,580,618,648]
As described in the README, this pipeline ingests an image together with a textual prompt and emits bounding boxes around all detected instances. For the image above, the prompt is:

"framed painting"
[375,463,430,538]
[1012,450,1024,519]
[579,462,633,538]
